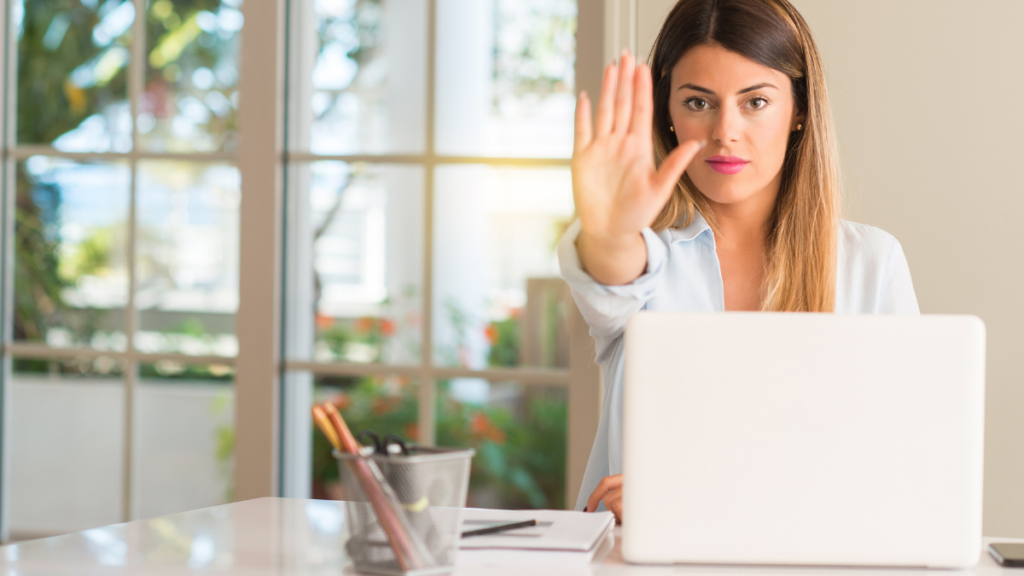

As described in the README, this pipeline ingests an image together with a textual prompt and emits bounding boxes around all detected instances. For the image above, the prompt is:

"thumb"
[651,140,705,196]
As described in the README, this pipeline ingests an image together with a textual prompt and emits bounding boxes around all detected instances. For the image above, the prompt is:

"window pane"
[9,360,126,539]
[140,0,242,152]
[288,0,427,155]
[14,158,130,350]
[433,165,573,368]
[135,161,240,357]
[311,374,418,500]
[16,0,134,151]
[133,363,235,518]
[286,162,423,366]
[438,380,566,509]
[436,0,577,158]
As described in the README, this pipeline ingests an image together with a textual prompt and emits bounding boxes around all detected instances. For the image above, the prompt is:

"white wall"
[634,0,1024,537]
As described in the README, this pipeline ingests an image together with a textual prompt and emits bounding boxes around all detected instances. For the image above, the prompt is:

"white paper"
[457,530,616,568]
[458,508,615,552]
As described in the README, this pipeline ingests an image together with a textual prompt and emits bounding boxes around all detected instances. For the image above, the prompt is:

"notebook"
[457,508,616,566]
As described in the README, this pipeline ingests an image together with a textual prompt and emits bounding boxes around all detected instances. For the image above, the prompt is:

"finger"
[629,63,654,138]
[612,50,635,134]
[595,474,623,493]
[586,479,609,513]
[651,139,706,197]
[604,490,623,521]
[586,475,623,512]
[574,91,593,153]
[586,486,604,513]
[595,63,617,136]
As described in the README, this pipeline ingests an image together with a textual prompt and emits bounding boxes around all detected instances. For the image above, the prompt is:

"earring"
[669,126,675,132]
[795,123,804,131]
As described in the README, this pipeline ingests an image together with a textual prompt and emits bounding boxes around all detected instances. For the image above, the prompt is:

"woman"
[559,0,919,520]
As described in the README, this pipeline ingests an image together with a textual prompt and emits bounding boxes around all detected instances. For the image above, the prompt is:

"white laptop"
[622,313,985,568]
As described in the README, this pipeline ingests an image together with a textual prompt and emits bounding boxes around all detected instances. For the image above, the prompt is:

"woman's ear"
[792,110,807,132]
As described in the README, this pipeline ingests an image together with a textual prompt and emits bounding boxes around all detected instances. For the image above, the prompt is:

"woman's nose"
[711,106,742,144]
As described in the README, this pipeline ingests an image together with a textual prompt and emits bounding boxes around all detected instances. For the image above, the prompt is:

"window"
[1,0,606,538]
[2,0,241,539]
[282,0,579,509]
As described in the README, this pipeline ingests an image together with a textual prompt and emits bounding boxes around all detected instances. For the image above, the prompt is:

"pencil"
[311,405,340,450]
[319,401,433,571]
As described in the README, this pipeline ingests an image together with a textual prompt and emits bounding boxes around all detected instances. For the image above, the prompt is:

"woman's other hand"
[572,50,704,286]
[586,474,624,523]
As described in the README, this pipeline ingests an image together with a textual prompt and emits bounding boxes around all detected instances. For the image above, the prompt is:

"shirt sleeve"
[556,219,669,343]
[878,239,920,315]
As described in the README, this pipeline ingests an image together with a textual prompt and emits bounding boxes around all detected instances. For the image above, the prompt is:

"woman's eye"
[749,97,768,110]
[685,98,709,111]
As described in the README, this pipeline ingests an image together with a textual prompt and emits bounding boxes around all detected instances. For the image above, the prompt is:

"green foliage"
[493,0,577,105]
[139,361,233,381]
[14,169,67,341]
[58,226,114,283]
[17,0,129,144]
[437,382,566,509]
[211,392,235,502]
[486,318,520,367]
[312,376,567,510]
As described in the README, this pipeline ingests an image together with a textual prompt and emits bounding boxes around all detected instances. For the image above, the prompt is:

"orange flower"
[470,413,489,436]
[332,394,351,411]
[354,317,373,334]
[372,398,398,416]
[379,318,396,337]
[469,412,507,444]
[404,423,419,442]
[315,313,335,330]
[484,324,498,345]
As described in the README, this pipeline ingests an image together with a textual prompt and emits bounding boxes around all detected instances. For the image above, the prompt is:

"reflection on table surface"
[0,497,1017,576]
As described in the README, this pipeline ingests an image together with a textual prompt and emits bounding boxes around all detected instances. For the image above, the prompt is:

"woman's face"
[669,43,801,208]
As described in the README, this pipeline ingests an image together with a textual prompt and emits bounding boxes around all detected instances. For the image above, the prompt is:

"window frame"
[0,0,246,536]
[0,0,617,538]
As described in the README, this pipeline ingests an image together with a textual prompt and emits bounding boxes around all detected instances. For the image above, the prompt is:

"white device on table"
[621,313,986,568]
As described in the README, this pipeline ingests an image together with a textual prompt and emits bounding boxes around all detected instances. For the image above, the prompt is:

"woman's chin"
[696,187,760,207]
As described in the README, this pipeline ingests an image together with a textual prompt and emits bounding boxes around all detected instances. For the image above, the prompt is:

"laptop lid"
[622,313,985,568]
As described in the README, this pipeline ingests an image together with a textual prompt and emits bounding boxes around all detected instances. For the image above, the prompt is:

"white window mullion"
[417,0,439,447]
[120,0,147,523]
[0,0,15,541]
[234,0,288,501]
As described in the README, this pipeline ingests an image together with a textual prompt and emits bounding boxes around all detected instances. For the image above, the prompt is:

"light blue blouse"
[556,211,920,511]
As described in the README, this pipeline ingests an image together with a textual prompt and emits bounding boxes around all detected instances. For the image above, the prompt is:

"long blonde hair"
[649,0,839,312]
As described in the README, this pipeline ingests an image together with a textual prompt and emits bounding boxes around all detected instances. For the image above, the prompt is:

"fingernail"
[621,48,629,57]
[699,140,708,148]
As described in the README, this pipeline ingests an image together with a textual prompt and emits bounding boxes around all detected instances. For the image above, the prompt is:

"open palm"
[572,51,704,241]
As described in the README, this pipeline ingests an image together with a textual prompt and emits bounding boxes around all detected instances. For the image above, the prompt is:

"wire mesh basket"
[336,446,474,576]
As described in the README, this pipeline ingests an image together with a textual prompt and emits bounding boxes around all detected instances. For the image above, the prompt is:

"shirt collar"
[667,210,712,243]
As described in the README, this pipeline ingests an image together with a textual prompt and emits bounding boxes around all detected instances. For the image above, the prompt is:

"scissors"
[356,429,409,456]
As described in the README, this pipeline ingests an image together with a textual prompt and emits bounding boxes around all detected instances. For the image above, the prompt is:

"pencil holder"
[336,446,475,576]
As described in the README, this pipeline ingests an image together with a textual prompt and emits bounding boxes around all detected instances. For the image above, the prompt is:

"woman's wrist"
[576,229,647,285]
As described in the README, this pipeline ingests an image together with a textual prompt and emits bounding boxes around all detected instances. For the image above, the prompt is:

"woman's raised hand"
[572,51,704,285]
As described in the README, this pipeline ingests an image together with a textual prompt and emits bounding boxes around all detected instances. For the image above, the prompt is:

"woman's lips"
[706,155,749,175]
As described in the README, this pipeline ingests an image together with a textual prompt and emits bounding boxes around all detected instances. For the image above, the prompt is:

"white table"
[0,497,1018,575]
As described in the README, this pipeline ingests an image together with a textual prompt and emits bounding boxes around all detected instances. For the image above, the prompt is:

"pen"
[461,519,537,538]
